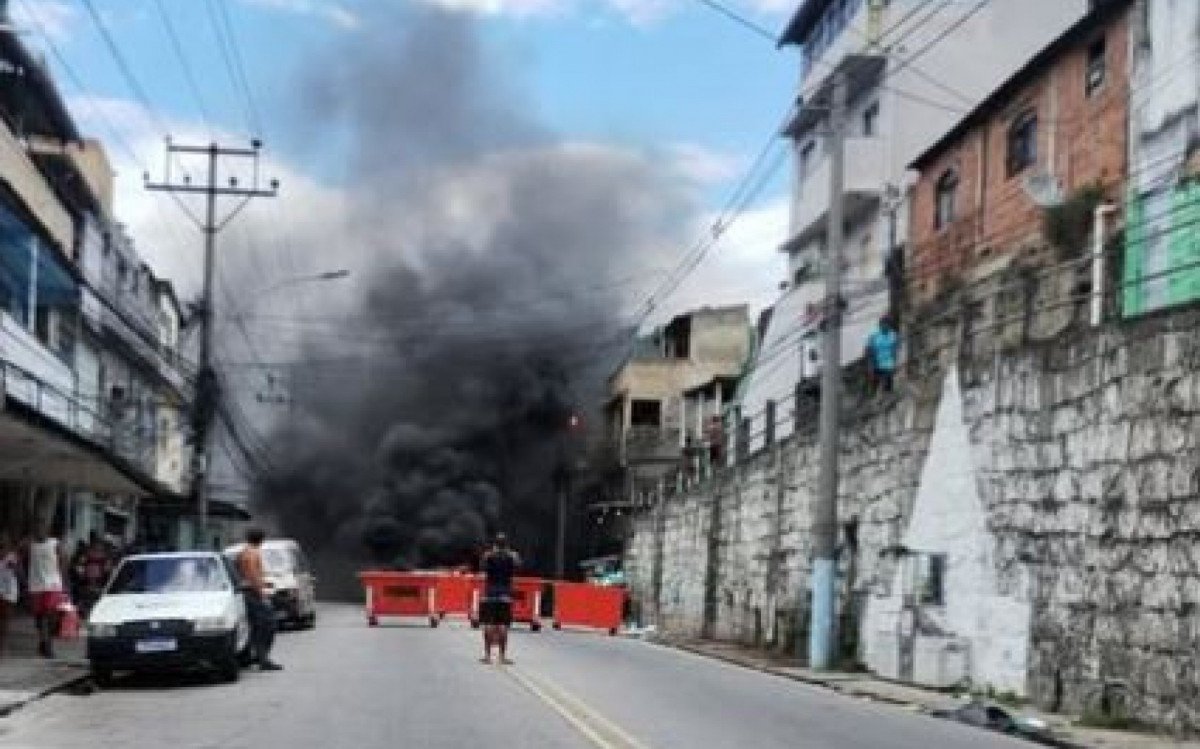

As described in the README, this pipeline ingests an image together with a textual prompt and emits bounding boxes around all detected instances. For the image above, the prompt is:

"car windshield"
[108,556,229,595]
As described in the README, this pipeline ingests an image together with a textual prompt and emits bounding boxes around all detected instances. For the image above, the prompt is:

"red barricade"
[358,571,440,627]
[470,576,544,631]
[435,572,478,620]
[552,581,624,635]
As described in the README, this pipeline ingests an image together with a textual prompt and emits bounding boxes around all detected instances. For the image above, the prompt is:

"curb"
[0,666,90,719]
[654,640,1089,749]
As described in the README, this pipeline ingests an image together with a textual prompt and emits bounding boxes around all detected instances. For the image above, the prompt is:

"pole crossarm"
[147,185,278,198]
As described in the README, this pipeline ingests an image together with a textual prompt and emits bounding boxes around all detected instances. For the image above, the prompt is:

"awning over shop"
[138,497,251,521]
[0,398,154,496]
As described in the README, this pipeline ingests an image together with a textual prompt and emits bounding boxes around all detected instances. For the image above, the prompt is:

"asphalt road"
[1,604,1034,749]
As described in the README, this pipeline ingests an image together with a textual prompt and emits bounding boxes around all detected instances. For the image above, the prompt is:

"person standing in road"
[237,529,282,672]
[479,533,520,665]
[25,523,66,659]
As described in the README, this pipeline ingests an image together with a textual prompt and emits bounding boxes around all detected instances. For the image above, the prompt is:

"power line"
[212,0,264,137]
[883,0,991,88]
[876,0,940,46]
[884,0,951,50]
[152,0,214,134]
[16,0,204,283]
[204,0,256,136]
[78,0,172,138]
[634,112,793,325]
[690,0,777,42]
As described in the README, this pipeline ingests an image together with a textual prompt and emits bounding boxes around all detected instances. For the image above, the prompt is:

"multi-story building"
[734,0,1090,450]
[600,305,751,508]
[0,17,198,549]
[906,0,1133,361]
[1122,0,1200,317]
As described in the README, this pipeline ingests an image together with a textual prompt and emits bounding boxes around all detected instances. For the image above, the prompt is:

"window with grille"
[934,168,958,230]
[1086,36,1106,96]
[1007,109,1038,176]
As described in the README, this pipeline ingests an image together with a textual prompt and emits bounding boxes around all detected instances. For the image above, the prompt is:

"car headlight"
[194,617,233,633]
[87,623,117,638]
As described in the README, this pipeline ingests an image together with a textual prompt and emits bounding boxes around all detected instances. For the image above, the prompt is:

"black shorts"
[479,599,512,626]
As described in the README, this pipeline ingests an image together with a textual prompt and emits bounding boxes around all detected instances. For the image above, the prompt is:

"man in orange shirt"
[237,529,282,671]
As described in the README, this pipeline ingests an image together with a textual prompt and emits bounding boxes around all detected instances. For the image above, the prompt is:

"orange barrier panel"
[358,571,440,627]
[435,572,479,620]
[552,582,624,635]
[512,577,544,631]
[469,576,544,631]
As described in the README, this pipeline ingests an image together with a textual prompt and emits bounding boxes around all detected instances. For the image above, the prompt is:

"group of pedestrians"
[0,525,127,659]
[0,524,83,659]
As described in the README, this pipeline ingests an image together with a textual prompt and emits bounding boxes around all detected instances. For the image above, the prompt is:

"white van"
[86,552,252,684]
[225,539,317,629]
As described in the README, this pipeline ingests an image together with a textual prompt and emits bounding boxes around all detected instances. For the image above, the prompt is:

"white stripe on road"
[503,664,652,749]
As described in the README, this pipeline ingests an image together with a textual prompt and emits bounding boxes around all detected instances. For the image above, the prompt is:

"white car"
[86,552,252,684]
[225,539,317,629]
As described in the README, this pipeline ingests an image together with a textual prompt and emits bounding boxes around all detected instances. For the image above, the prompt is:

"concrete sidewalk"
[0,613,87,717]
[651,636,1200,749]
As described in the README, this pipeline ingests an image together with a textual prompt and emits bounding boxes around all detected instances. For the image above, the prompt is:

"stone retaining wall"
[626,308,1200,732]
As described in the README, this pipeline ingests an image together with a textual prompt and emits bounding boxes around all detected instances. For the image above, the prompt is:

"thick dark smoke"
[252,4,693,593]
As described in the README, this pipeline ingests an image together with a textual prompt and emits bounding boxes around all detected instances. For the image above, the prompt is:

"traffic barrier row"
[357,570,623,635]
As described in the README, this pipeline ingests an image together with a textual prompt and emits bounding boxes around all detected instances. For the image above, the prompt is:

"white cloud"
[646,195,789,325]
[411,0,787,26]
[669,142,746,187]
[602,0,675,27]
[740,0,793,14]
[10,1,77,42]
[67,95,348,305]
[413,0,567,18]
[239,0,361,29]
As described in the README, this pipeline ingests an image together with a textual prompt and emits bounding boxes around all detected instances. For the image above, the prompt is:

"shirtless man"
[479,533,520,665]
[236,529,282,671]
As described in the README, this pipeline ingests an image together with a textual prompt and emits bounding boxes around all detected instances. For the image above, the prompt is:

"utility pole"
[808,69,847,670]
[147,141,278,549]
[555,461,568,579]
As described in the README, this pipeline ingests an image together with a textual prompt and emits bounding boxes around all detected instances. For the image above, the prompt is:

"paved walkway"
[0,612,86,716]
[651,636,1200,749]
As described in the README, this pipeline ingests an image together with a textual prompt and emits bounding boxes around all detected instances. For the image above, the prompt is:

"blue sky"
[10,0,800,314]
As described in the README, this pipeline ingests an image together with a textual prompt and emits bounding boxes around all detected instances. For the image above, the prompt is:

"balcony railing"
[625,426,683,463]
[0,358,160,480]
[2,357,113,445]
[790,137,885,240]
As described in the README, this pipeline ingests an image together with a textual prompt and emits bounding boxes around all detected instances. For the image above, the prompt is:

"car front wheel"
[218,637,242,683]
[218,653,241,683]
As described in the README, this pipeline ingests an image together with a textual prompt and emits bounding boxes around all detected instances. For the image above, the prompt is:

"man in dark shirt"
[479,533,520,665]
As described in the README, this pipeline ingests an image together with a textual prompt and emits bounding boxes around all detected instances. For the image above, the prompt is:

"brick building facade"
[907,1,1132,310]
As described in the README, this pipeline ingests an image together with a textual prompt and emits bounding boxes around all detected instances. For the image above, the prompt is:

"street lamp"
[252,269,351,300]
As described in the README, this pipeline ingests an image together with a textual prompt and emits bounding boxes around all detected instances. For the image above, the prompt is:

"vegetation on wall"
[1043,184,1107,260]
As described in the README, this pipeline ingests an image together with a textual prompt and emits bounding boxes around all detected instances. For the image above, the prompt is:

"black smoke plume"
[249,5,692,593]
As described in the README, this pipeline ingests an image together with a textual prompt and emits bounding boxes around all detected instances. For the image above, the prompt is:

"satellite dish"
[1022,170,1064,207]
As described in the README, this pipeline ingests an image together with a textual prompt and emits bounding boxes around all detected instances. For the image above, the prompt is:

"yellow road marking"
[504,665,652,749]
